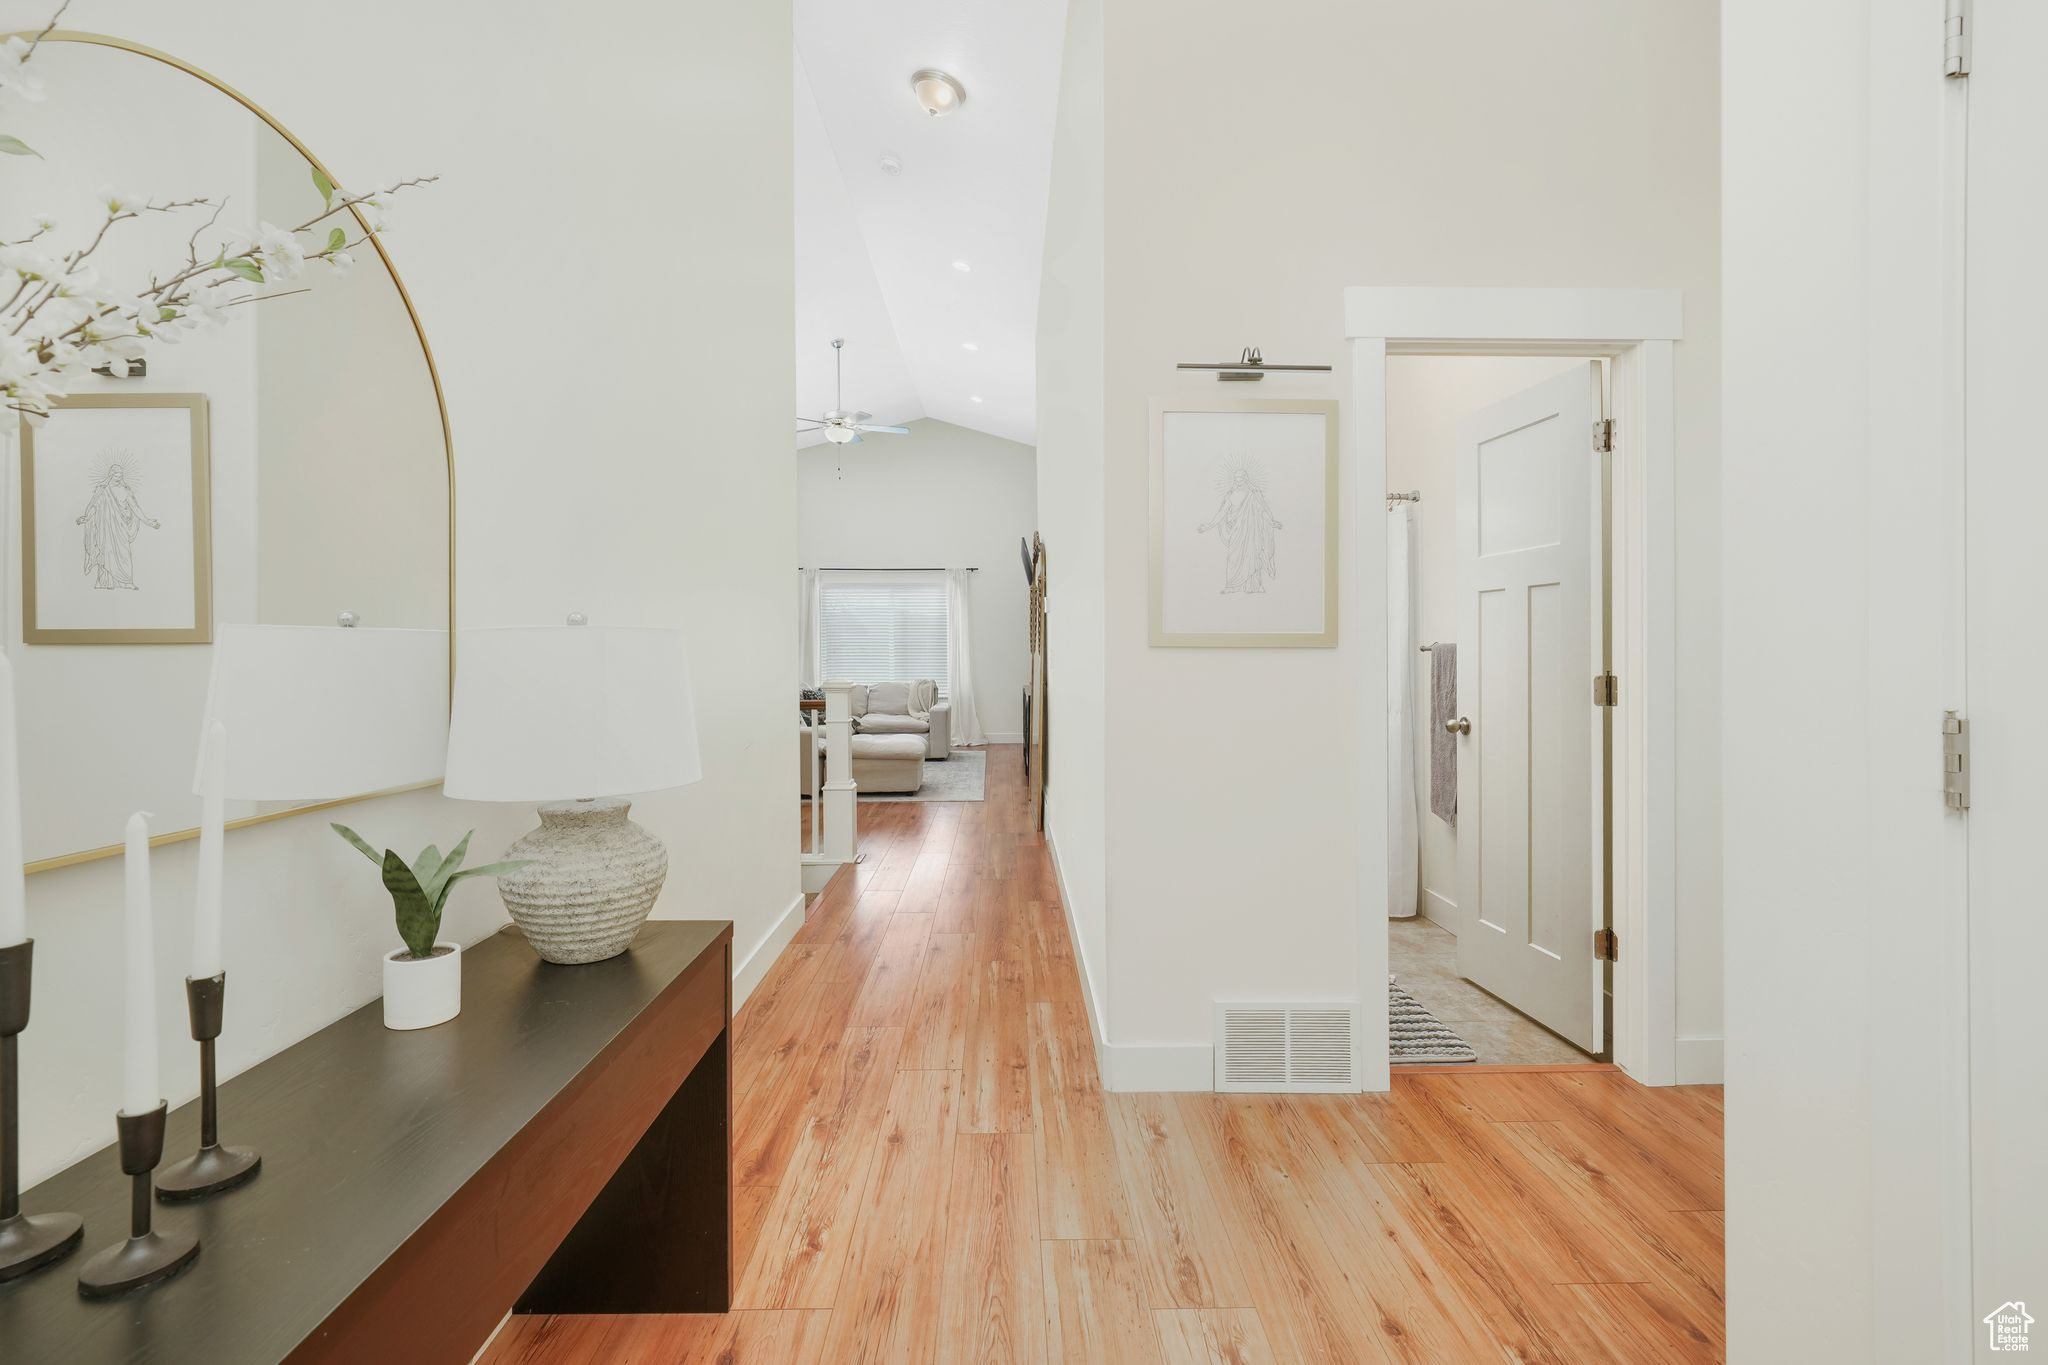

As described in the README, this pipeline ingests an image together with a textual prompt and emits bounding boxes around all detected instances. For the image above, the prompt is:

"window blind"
[818,576,950,695]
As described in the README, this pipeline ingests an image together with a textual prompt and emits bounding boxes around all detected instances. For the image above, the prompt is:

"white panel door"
[1966,0,2048,1347]
[1453,363,1603,1051]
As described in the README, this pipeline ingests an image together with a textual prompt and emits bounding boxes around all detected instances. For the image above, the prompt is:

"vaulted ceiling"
[793,0,1068,450]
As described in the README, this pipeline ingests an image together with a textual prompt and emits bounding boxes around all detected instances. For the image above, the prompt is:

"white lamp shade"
[197,625,450,800]
[441,625,703,803]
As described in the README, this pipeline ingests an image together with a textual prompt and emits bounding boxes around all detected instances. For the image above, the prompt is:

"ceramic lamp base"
[496,798,668,965]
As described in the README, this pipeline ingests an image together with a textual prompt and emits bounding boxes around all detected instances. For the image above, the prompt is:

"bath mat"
[1389,978,1477,1063]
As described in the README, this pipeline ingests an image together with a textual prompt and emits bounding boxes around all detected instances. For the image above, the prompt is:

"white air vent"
[1213,1002,1358,1092]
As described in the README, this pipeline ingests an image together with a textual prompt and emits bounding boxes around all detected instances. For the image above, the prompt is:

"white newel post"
[817,680,858,867]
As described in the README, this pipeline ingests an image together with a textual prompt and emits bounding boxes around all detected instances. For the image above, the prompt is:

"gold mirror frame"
[14,31,457,875]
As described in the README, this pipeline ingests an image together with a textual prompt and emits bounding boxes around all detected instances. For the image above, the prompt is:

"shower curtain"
[1387,505,1421,918]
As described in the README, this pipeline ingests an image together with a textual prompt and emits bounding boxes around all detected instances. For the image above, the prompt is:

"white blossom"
[0,33,431,440]
[254,221,306,279]
[0,36,44,102]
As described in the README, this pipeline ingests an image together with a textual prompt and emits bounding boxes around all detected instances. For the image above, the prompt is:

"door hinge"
[1591,418,1615,454]
[1594,927,1619,963]
[1944,0,1970,77]
[1943,710,1970,810]
[1593,672,1619,707]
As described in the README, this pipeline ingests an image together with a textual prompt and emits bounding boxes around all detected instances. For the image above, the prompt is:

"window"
[818,575,949,694]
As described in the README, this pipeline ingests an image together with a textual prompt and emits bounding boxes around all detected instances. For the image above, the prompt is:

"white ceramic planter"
[382,941,461,1030]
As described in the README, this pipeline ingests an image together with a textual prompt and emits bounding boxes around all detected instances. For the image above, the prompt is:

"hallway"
[490,747,1724,1363]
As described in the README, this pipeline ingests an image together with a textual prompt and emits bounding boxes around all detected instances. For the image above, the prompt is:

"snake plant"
[332,825,529,960]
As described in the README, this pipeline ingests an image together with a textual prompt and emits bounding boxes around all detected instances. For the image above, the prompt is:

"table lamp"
[441,623,703,965]
[162,623,448,1198]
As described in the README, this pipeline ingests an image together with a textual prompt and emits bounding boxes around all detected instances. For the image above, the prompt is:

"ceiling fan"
[798,338,909,445]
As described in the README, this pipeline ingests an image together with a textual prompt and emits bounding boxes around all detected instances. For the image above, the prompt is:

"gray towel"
[1428,643,1457,825]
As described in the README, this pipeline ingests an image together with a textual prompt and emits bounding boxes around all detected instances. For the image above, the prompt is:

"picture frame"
[20,393,213,645]
[1149,395,1339,647]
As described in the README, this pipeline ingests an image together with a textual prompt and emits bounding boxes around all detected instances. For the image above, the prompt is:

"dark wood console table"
[0,920,732,1365]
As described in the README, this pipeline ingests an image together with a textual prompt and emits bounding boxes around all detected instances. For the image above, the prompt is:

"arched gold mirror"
[4,33,454,872]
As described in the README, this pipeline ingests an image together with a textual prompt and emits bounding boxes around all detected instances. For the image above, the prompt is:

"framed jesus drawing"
[1149,395,1338,647]
[20,393,213,644]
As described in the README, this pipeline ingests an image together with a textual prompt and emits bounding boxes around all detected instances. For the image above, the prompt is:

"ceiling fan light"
[911,69,965,117]
[823,425,858,445]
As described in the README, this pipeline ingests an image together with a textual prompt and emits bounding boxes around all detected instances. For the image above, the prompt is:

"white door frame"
[1346,286,1685,1089]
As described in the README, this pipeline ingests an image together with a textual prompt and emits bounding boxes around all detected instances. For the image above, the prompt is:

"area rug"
[1389,978,1477,1063]
[858,748,987,803]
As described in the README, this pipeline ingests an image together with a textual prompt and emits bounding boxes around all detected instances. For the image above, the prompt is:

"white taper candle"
[0,655,24,947]
[122,812,159,1116]
[191,721,226,979]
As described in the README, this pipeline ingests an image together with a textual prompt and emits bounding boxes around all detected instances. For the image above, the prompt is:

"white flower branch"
[1,5,435,430]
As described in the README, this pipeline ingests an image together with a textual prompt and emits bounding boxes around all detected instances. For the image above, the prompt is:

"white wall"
[1035,0,1110,1033]
[796,419,1035,740]
[1384,355,1585,925]
[1076,0,1720,1082]
[1724,0,1965,1358]
[3,0,796,1184]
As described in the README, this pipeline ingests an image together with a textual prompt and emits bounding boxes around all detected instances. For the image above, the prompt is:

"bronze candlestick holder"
[0,940,85,1282]
[156,973,261,1200]
[77,1101,200,1298]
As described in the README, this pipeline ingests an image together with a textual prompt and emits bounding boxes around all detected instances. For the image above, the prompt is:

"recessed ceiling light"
[962,342,979,352]
[952,260,972,273]
[970,395,984,403]
[878,153,903,175]
[911,69,966,117]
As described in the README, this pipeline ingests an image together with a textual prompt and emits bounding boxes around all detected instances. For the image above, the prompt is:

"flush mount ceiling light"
[961,342,979,352]
[911,69,966,117]
[970,395,984,403]
[952,260,972,273]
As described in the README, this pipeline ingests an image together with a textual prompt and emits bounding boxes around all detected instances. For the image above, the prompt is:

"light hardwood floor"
[488,746,1724,1364]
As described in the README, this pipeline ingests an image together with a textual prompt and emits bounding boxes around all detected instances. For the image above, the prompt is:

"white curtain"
[797,568,820,689]
[1387,506,1421,918]
[945,568,987,746]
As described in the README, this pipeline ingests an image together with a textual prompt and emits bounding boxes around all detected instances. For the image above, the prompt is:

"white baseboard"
[1043,827,1108,1055]
[733,892,806,1010]
[1044,826,1215,1094]
[1104,1042,1214,1093]
[1675,1034,1724,1085]
[1422,887,1458,932]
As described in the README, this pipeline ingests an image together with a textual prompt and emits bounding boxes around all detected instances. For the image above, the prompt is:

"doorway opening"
[1344,286,1685,1090]
[1385,355,1610,1066]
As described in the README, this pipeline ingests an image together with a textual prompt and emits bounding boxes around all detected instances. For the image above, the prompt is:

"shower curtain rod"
[799,566,978,572]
